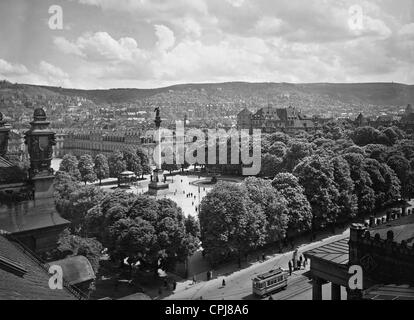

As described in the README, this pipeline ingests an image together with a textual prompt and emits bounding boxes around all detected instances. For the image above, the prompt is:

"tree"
[59,154,81,180]
[54,171,80,216]
[272,173,312,234]
[78,154,97,184]
[331,156,358,222]
[243,177,288,243]
[60,185,105,235]
[94,154,109,185]
[123,148,143,177]
[86,192,199,275]
[260,153,283,178]
[108,150,127,186]
[268,142,287,158]
[57,229,103,274]
[364,144,388,163]
[343,153,376,215]
[284,140,313,171]
[364,159,401,208]
[136,147,152,178]
[199,182,267,267]
[293,156,341,230]
[351,126,389,146]
[387,155,412,199]
[162,162,179,174]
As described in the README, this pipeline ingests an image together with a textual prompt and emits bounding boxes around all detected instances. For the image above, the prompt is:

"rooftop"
[0,234,77,300]
[51,256,95,285]
[303,237,349,265]
[364,284,414,300]
[0,198,70,235]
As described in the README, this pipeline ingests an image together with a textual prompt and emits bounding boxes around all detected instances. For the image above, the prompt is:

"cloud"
[55,32,147,63]
[3,0,410,88]
[154,25,176,51]
[225,0,245,8]
[54,37,85,57]
[0,59,28,76]
[399,23,414,38]
[38,61,72,87]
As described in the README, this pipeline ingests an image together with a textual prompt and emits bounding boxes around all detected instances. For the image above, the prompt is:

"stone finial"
[386,230,394,241]
[33,108,47,122]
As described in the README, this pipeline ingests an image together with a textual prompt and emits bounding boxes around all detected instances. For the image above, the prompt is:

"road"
[165,229,350,300]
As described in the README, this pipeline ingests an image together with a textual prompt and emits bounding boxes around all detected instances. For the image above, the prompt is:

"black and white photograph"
[0,0,413,309]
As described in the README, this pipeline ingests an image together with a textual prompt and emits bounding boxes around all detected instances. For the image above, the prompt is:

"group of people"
[288,253,308,276]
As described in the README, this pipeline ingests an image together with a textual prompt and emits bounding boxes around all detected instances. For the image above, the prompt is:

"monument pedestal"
[148,169,170,196]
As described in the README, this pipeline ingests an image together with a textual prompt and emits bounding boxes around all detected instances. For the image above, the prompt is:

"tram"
[252,267,288,297]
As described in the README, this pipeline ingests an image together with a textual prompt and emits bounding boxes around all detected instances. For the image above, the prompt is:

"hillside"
[1,80,413,110]
[33,82,414,106]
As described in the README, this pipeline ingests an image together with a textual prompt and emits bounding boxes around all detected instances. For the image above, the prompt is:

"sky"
[0,0,413,89]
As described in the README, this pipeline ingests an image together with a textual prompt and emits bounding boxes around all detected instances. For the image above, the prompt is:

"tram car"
[252,267,288,297]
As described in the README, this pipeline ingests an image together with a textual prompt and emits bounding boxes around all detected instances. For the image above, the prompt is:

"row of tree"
[59,147,152,185]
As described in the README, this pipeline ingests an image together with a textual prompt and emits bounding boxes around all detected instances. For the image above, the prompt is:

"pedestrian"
[173,280,177,290]
[299,255,303,269]
[288,260,292,276]
[297,259,301,270]
[193,275,197,284]
[222,279,226,287]
[262,254,266,261]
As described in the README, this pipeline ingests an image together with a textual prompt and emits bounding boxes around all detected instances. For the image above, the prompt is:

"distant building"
[237,105,318,134]
[401,104,414,132]
[63,129,156,160]
[354,113,369,127]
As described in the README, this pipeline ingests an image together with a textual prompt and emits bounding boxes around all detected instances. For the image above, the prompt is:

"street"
[165,229,350,300]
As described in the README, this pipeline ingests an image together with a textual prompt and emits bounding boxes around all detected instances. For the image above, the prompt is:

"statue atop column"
[148,107,169,196]
[154,107,161,128]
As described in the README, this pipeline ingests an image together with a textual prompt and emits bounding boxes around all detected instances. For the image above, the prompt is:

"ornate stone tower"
[24,108,56,199]
[0,112,11,158]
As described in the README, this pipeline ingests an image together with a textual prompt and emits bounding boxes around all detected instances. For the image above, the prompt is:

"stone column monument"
[148,107,170,196]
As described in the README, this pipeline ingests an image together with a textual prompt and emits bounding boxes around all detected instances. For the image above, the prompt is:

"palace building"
[62,129,156,161]
[237,105,319,134]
